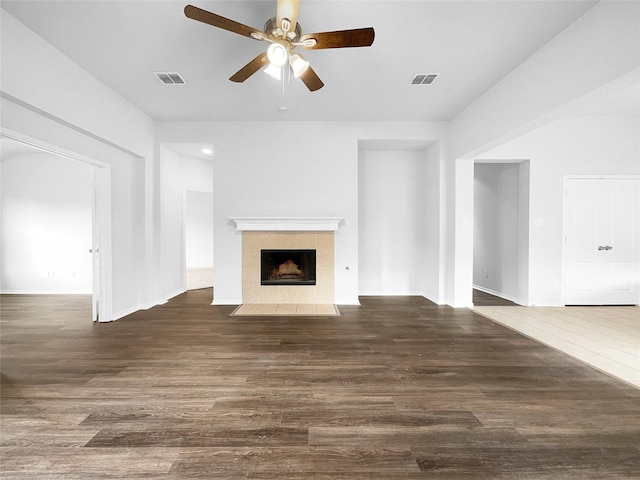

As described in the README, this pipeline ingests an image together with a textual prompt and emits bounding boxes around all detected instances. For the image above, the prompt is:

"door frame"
[562,174,640,306]
[0,128,113,321]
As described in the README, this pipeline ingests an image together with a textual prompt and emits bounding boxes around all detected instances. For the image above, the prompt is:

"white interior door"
[564,177,640,305]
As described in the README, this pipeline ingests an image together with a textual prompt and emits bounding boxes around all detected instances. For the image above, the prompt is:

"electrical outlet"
[484,269,489,278]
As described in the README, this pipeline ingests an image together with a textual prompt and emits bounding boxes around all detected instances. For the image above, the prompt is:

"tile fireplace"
[232,218,342,305]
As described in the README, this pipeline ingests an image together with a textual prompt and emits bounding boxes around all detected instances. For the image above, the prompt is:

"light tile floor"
[232,304,340,316]
[473,305,640,388]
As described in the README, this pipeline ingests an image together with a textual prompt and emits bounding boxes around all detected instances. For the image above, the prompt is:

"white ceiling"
[3,0,636,122]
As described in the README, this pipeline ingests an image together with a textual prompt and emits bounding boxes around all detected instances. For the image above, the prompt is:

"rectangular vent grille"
[154,72,187,85]
[410,73,439,85]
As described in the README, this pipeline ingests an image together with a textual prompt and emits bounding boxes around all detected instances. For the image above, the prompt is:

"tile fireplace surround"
[232,218,342,304]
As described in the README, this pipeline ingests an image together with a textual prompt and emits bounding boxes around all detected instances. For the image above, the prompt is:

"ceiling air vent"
[410,73,439,85]
[154,72,187,85]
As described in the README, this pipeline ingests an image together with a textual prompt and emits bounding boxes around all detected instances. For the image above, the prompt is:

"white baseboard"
[335,297,361,305]
[112,289,186,321]
[211,298,242,306]
[110,304,142,321]
[358,291,424,297]
[162,288,186,303]
[472,285,520,305]
[422,294,445,305]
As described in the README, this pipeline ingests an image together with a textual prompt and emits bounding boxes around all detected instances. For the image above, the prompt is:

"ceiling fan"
[184,0,375,91]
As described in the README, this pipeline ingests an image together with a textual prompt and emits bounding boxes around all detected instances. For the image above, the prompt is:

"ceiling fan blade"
[229,52,269,82]
[184,5,262,39]
[299,65,324,92]
[301,27,375,49]
[277,0,301,33]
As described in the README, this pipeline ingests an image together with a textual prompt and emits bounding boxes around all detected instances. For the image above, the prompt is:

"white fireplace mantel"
[231,217,345,232]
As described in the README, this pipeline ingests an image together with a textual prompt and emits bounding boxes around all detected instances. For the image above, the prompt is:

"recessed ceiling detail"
[154,72,187,85]
[410,73,439,85]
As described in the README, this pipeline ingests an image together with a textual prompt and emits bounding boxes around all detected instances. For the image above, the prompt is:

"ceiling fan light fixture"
[289,54,309,78]
[267,42,288,67]
[264,62,282,80]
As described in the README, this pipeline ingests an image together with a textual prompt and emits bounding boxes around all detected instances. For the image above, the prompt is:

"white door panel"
[564,177,639,305]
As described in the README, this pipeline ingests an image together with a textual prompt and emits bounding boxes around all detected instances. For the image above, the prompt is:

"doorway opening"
[473,160,530,306]
[184,190,214,291]
[0,133,110,322]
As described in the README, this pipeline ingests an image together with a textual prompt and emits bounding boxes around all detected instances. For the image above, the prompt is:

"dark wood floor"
[2,291,639,479]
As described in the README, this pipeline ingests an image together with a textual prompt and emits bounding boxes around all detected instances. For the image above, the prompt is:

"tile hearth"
[231,303,340,316]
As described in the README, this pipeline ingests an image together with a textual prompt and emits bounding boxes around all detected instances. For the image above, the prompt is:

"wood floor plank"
[2,290,640,478]
[170,446,420,476]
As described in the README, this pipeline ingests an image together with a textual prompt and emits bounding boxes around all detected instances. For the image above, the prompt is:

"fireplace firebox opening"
[261,249,317,286]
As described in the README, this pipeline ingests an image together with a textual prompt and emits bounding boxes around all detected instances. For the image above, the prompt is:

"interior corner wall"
[358,149,427,296]
[453,158,475,308]
[517,161,530,305]
[0,152,93,294]
[159,145,185,300]
[476,115,640,305]
[423,142,443,303]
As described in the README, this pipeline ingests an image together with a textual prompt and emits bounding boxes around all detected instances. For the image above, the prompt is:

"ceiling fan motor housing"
[264,17,302,42]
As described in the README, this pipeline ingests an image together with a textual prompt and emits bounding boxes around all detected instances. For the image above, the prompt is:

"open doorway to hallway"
[0,136,99,321]
[473,160,530,306]
[185,190,213,291]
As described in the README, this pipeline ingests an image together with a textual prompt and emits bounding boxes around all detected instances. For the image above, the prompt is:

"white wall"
[444,1,639,308]
[0,11,155,159]
[358,149,427,295]
[1,152,93,293]
[473,163,520,301]
[423,142,444,303]
[157,121,446,305]
[1,10,156,320]
[476,115,640,305]
[185,191,214,268]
